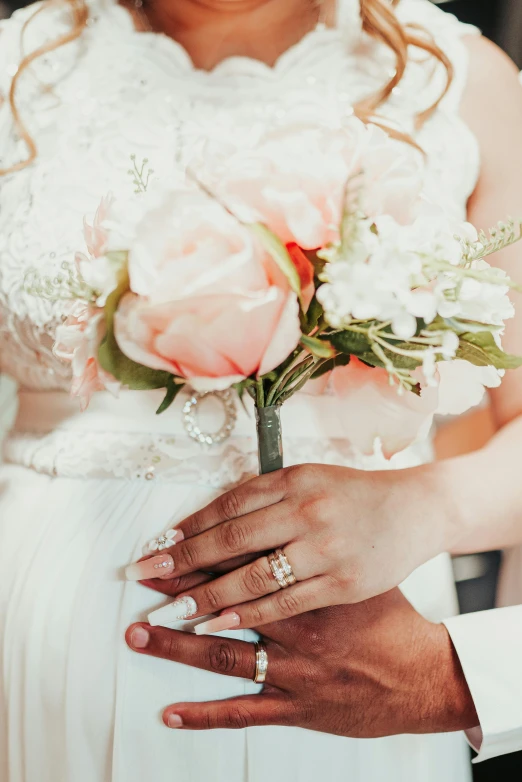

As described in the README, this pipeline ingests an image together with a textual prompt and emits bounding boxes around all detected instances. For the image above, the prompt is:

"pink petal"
[331,359,439,458]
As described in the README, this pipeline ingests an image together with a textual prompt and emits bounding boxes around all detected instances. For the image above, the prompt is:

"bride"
[1,0,522,780]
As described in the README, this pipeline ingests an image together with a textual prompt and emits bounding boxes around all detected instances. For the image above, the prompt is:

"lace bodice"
[0,0,481,485]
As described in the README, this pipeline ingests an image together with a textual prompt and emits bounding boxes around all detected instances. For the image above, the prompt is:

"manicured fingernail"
[148,597,198,628]
[130,625,150,649]
[125,554,175,581]
[194,612,241,636]
[167,713,183,728]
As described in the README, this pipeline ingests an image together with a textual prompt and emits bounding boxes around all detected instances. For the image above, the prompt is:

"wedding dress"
[0,0,485,779]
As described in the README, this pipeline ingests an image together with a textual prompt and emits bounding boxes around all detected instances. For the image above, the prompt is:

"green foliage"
[302,295,323,334]
[329,329,372,356]
[300,334,335,358]
[233,378,257,405]
[457,331,522,370]
[156,377,183,415]
[128,155,154,194]
[307,250,327,277]
[330,327,422,371]
[462,219,522,264]
[425,315,501,337]
[357,347,422,371]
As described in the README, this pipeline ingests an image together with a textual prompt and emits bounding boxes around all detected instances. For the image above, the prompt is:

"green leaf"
[330,329,423,370]
[303,295,323,334]
[311,353,351,379]
[456,331,522,370]
[300,334,335,358]
[249,223,302,300]
[98,269,172,390]
[307,251,327,277]
[233,379,256,409]
[156,377,183,415]
[425,316,501,336]
[101,267,129,329]
[329,330,372,356]
[357,348,422,371]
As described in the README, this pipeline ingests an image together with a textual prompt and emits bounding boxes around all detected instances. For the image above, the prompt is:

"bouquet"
[27,119,522,475]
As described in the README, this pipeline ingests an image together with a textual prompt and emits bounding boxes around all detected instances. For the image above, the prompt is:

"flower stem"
[256,405,283,474]
[277,358,330,404]
[265,352,309,406]
[256,379,265,408]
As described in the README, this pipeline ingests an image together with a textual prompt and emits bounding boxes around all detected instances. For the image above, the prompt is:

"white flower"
[319,213,450,335]
[458,222,479,243]
[457,262,514,325]
[145,528,179,554]
[75,252,122,307]
[319,207,515,353]
[422,349,438,386]
[436,361,502,415]
[440,330,460,358]
[391,312,417,340]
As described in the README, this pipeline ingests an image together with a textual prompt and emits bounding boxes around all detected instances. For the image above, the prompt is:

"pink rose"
[113,192,301,389]
[330,358,438,458]
[54,300,118,410]
[204,120,422,250]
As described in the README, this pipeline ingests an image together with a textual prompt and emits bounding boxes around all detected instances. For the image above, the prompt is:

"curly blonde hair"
[0,0,453,175]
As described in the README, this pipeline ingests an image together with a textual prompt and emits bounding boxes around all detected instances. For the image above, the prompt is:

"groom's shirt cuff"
[443,605,522,763]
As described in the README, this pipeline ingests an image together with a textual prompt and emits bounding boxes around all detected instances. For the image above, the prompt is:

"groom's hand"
[126,588,478,737]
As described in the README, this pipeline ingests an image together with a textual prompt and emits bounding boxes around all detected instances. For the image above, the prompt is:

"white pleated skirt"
[0,461,472,782]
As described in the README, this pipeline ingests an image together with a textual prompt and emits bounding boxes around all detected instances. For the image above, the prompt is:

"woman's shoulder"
[395,0,479,40]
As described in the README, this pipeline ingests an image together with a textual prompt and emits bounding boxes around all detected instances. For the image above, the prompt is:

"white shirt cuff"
[443,605,522,763]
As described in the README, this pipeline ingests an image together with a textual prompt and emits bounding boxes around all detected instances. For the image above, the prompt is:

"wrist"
[417,622,478,734]
[417,458,467,557]
[397,461,455,562]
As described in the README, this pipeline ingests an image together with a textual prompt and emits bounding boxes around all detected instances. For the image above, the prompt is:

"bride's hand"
[128,463,451,630]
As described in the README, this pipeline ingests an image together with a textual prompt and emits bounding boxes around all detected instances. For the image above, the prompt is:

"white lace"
[0,0,480,482]
[4,418,435,485]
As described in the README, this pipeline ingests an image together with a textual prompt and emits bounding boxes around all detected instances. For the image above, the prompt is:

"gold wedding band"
[254,642,269,684]
[268,548,297,589]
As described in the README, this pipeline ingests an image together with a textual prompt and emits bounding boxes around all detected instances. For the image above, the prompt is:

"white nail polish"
[148,597,198,628]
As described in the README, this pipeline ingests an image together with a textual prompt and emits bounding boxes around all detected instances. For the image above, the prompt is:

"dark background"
[1,0,521,779]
